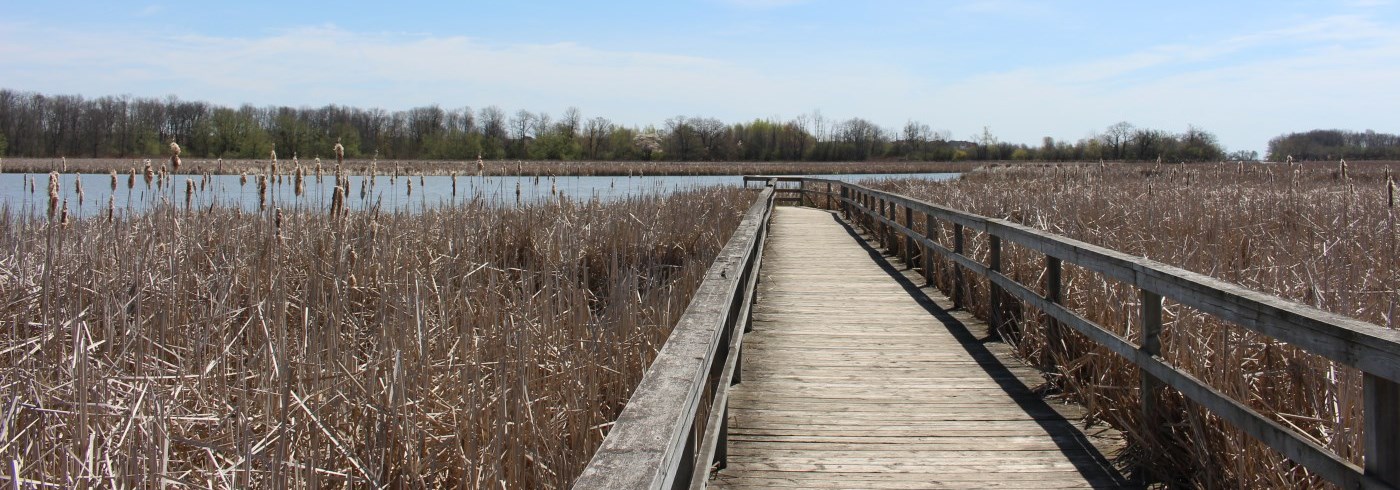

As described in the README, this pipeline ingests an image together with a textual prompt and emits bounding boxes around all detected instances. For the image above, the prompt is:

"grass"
[0,157,976,177]
[858,161,1398,488]
[0,179,754,488]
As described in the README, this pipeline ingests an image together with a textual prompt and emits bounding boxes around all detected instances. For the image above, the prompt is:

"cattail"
[330,185,345,217]
[107,195,115,222]
[240,171,248,186]
[334,139,345,166]
[515,181,522,204]
[47,172,60,220]
[406,177,413,197]
[270,147,278,176]
[27,175,35,194]
[75,176,85,206]
[143,160,154,189]
[109,170,118,191]
[216,157,223,173]
[295,166,305,197]
[517,161,523,174]
[315,157,323,182]
[1340,158,1349,181]
[184,179,196,209]
[451,172,458,197]
[274,207,284,236]
[1389,170,1396,209]
[476,154,484,176]
[169,141,182,172]
[258,174,268,211]
[61,156,67,172]
[128,168,136,190]
[551,179,557,196]
[360,178,367,199]
[59,199,69,227]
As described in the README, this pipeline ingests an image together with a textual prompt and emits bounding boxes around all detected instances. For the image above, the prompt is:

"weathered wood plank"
[712,206,1131,489]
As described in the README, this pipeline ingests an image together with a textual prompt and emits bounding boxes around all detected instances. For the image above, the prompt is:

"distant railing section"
[573,184,774,489]
[755,175,1400,490]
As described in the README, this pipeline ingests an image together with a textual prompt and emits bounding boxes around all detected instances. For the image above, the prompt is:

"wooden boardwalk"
[712,206,1133,489]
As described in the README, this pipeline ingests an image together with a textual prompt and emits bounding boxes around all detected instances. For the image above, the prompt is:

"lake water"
[0,172,958,218]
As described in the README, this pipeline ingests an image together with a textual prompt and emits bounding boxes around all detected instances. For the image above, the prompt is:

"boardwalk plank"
[711,206,1132,489]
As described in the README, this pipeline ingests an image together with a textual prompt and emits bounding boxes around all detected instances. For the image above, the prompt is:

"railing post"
[840,186,849,220]
[988,235,1002,337]
[673,425,696,490]
[878,198,888,248]
[902,206,914,269]
[1044,256,1063,373]
[952,223,964,310]
[922,212,935,287]
[1139,289,1164,483]
[885,200,897,250]
[825,182,832,209]
[1365,373,1400,485]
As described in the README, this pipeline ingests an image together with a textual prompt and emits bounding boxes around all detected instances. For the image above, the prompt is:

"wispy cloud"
[134,4,163,17]
[1,9,1396,154]
[717,0,810,9]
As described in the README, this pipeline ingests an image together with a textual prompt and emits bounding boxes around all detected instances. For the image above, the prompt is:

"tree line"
[1,88,1235,162]
[1266,129,1400,161]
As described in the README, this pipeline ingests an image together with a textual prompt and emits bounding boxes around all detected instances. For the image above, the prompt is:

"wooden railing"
[765,175,1400,489]
[573,185,774,490]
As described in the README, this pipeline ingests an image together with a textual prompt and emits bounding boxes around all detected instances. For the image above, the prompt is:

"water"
[0,172,958,218]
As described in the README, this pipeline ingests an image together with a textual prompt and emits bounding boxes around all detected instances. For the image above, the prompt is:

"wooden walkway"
[712,207,1133,489]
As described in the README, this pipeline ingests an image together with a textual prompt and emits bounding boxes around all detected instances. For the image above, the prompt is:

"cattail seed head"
[59,199,69,227]
[330,185,345,218]
[406,177,412,197]
[185,179,195,209]
[47,171,60,220]
[257,174,268,211]
[75,177,85,206]
[143,160,154,189]
[107,195,115,222]
[334,139,345,165]
[109,170,118,191]
[295,166,305,197]
[240,172,248,186]
[1388,171,1396,209]
[169,141,182,172]
[128,168,136,190]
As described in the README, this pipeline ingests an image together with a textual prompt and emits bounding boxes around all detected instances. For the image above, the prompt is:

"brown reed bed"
[0,157,976,178]
[0,185,754,488]
[859,161,1399,488]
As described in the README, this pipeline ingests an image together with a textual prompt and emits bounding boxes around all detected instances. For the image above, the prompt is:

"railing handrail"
[754,175,1399,489]
[573,185,774,489]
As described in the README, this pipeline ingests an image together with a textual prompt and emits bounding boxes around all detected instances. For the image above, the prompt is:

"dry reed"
[0,185,752,488]
[864,162,1399,488]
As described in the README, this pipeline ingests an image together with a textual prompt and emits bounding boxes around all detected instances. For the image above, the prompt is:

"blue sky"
[3,1,1398,155]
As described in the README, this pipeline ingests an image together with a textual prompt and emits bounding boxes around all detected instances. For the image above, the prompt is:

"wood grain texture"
[710,207,1133,489]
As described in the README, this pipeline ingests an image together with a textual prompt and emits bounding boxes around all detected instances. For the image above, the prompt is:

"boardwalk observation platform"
[573,177,1400,490]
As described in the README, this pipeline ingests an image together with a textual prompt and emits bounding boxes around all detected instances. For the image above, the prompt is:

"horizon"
[3,1,1399,155]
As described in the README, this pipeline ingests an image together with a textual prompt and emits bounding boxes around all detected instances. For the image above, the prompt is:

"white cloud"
[1,12,1397,155]
[717,0,811,9]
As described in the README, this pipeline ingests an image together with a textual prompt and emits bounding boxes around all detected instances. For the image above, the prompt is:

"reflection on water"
[0,172,958,218]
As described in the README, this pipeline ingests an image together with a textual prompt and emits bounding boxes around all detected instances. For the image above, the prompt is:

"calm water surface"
[0,172,958,218]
